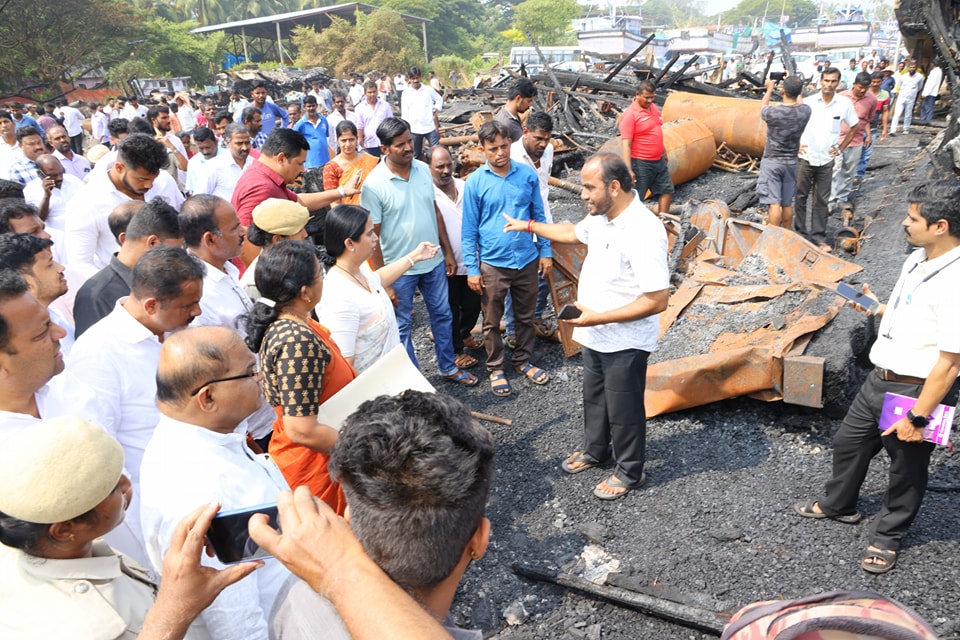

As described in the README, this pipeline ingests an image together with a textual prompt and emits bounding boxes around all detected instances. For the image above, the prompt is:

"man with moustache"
[196,123,254,201]
[46,125,90,179]
[23,154,84,232]
[502,153,669,500]
[250,82,289,139]
[830,72,876,219]
[890,59,924,135]
[795,181,960,574]
[400,66,443,159]
[67,246,205,566]
[184,126,221,195]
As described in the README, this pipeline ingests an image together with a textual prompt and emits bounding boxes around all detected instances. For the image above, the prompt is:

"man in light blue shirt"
[462,120,552,397]
[250,82,288,138]
[360,117,476,387]
[292,96,331,169]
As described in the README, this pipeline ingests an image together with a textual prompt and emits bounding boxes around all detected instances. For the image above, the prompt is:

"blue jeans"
[391,261,457,375]
[503,275,550,334]
[920,95,936,121]
[412,129,440,160]
[856,140,874,178]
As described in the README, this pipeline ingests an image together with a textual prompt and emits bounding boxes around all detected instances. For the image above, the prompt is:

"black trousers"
[447,275,481,354]
[794,158,832,244]
[70,133,84,155]
[582,347,649,486]
[820,370,960,551]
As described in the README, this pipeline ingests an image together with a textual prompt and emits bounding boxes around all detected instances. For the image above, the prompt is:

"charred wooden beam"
[603,33,657,83]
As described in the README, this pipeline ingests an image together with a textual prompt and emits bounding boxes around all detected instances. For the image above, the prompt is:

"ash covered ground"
[406,129,960,639]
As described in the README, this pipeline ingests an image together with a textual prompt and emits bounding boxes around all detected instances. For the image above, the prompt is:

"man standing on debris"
[757,76,811,230]
[796,181,960,574]
[400,66,443,160]
[890,59,924,135]
[830,72,877,222]
[795,67,859,252]
[503,152,669,500]
[493,78,537,143]
[620,80,673,215]
[855,71,891,183]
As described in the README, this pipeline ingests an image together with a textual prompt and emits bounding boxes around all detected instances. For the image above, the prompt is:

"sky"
[701,0,742,15]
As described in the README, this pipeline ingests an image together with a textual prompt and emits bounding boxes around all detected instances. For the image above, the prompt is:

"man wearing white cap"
[141,326,291,640]
[0,416,262,639]
[240,198,310,301]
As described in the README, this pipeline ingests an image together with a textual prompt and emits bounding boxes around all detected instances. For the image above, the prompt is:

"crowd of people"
[0,63,957,638]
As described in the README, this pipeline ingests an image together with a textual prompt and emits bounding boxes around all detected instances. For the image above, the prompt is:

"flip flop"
[442,369,478,387]
[489,371,511,397]
[463,334,483,350]
[561,451,609,475]
[861,546,897,574]
[454,353,478,369]
[593,473,646,501]
[515,363,549,385]
[793,499,862,524]
[502,333,517,350]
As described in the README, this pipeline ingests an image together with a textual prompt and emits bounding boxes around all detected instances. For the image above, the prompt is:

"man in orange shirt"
[620,80,673,214]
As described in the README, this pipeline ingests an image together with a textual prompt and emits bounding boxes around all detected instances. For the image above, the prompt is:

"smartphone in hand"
[206,503,280,564]
[835,282,880,313]
[558,304,582,320]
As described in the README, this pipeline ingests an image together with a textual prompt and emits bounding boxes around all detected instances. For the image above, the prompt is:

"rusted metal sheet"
[662,92,767,158]
[548,242,587,357]
[782,355,826,408]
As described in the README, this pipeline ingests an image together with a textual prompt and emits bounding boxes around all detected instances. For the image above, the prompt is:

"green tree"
[637,0,706,28]
[0,0,140,93]
[292,9,423,76]
[721,0,818,27]
[380,0,492,59]
[510,0,579,46]
[128,19,227,87]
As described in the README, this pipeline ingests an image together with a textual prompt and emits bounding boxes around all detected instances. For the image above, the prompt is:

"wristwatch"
[906,410,929,429]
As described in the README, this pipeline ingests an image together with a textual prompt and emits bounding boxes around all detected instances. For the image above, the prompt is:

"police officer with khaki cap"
[0,416,261,639]
[241,198,311,301]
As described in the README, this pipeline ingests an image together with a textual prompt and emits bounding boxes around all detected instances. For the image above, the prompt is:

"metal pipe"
[662,92,766,157]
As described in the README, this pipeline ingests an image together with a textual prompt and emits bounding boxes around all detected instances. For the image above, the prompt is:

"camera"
[770,71,786,81]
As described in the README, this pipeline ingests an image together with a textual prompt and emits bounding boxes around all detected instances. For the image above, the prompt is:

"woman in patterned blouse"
[245,240,356,514]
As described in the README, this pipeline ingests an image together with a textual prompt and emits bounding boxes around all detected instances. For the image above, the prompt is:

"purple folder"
[879,393,955,446]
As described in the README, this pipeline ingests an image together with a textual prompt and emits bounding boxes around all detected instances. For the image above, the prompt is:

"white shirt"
[326,110,355,150]
[122,104,148,120]
[140,414,290,640]
[57,105,85,137]
[92,110,110,143]
[67,300,165,566]
[23,173,84,231]
[194,152,254,201]
[230,97,250,122]
[178,103,198,131]
[511,138,554,223]
[394,75,407,91]
[192,257,253,335]
[400,84,443,134]
[871,245,960,378]
[348,83,364,107]
[53,148,91,180]
[572,192,669,353]
[434,177,467,275]
[898,71,925,100]
[798,91,859,167]
[921,66,943,98]
[64,167,184,280]
[185,147,221,194]
[0,374,107,438]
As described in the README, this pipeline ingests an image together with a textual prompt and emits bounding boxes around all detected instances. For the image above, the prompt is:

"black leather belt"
[875,367,926,386]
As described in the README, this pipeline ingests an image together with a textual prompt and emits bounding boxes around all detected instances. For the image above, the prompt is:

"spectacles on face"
[190,365,261,396]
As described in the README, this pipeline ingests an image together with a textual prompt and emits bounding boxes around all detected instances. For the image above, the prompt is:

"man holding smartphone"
[141,326,291,638]
[503,152,669,500]
[795,181,960,574]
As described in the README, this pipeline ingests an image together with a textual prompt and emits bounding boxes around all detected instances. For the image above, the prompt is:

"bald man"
[23,154,84,231]
[140,326,290,640]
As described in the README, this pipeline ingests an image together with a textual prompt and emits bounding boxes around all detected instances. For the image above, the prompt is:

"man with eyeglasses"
[795,181,960,574]
[141,325,291,640]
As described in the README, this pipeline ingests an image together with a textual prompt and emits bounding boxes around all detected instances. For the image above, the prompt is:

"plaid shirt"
[252,131,268,149]
[4,153,38,185]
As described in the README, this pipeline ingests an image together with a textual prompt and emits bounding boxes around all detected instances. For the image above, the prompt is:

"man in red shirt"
[231,128,357,266]
[620,80,673,214]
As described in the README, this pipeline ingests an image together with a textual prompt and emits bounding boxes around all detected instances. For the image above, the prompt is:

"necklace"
[334,264,371,293]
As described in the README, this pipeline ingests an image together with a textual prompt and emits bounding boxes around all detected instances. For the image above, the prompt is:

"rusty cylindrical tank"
[662,92,766,157]
[598,118,716,190]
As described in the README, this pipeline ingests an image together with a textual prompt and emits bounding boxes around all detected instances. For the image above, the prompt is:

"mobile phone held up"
[835,282,880,314]
[206,503,280,564]
[558,304,582,320]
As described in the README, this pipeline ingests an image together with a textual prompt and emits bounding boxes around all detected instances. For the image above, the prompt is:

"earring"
[69,533,76,542]
[469,551,478,560]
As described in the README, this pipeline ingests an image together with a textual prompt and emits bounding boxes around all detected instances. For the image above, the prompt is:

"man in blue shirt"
[462,120,552,397]
[292,96,331,169]
[8,103,40,134]
[250,82,288,139]
[361,116,477,387]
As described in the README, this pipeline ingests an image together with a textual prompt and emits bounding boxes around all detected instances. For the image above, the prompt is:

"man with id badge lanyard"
[795,181,960,573]
[794,67,859,252]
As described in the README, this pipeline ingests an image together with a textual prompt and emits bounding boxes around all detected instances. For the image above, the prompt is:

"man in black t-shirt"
[757,76,812,229]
